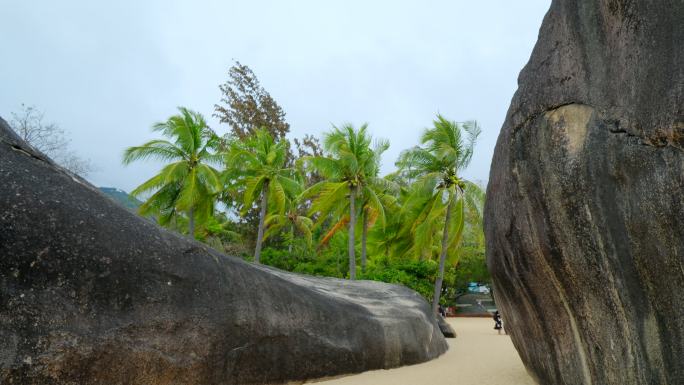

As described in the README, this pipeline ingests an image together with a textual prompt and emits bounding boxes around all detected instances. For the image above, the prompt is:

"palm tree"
[123,107,222,238]
[358,177,397,273]
[226,128,299,263]
[263,195,313,252]
[313,164,396,275]
[362,171,415,261]
[397,115,481,314]
[302,123,388,280]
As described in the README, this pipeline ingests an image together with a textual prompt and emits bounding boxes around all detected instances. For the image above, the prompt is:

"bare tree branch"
[10,104,94,177]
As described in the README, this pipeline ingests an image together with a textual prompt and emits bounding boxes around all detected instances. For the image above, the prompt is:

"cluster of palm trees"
[124,107,483,313]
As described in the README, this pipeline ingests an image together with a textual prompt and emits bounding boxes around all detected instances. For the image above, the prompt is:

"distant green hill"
[99,187,142,211]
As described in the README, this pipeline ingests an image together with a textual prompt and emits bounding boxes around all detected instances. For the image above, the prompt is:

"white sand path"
[309,318,535,385]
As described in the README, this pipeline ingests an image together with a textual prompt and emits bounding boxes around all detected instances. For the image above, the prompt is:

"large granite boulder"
[0,118,447,384]
[485,0,683,384]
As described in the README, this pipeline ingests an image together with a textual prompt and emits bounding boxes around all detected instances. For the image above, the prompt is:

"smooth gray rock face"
[0,118,447,385]
[436,316,456,338]
[485,1,683,384]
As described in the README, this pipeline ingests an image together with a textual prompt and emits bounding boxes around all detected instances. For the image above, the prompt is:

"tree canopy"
[123,107,222,238]
[225,128,299,262]
[214,61,290,141]
[119,71,489,308]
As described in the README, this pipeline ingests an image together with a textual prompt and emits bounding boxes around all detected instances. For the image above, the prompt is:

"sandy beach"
[309,318,535,385]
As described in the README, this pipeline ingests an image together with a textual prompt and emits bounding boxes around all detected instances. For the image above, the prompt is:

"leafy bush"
[361,257,438,301]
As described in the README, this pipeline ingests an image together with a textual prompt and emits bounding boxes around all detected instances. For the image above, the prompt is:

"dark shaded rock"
[0,118,447,385]
[436,316,456,338]
[485,1,683,384]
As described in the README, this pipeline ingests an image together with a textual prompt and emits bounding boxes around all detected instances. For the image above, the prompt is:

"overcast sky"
[1,0,550,192]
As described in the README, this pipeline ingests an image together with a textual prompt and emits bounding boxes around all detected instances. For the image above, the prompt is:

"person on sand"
[493,310,503,335]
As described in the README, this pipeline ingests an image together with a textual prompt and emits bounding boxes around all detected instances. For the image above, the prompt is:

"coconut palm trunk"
[361,207,368,274]
[288,223,294,253]
[188,207,195,239]
[432,195,454,314]
[348,185,357,280]
[254,180,269,263]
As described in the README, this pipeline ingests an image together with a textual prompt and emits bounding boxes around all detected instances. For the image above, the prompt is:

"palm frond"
[308,181,349,220]
[319,215,349,248]
[195,163,223,192]
[176,168,202,211]
[242,175,267,211]
[363,185,387,229]
[130,173,166,198]
[122,140,186,165]
[269,179,287,214]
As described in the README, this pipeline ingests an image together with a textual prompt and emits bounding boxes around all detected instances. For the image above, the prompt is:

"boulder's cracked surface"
[0,118,447,385]
[485,0,683,384]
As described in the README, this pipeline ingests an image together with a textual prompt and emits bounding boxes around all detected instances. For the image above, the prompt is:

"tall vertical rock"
[485,1,683,384]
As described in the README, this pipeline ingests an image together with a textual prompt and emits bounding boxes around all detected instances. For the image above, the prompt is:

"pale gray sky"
[1,0,550,192]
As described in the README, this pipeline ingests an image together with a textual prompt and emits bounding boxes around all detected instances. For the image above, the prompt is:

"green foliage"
[123,107,222,238]
[224,128,300,262]
[301,123,389,279]
[361,257,438,300]
[123,99,489,305]
[226,129,297,215]
[196,214,243,252]
[450,250,490,294]
[395,115,482,311]
[260,234,344,278]
[302,124,388,226]
[260,247,305,272]
[264,199,313,247]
